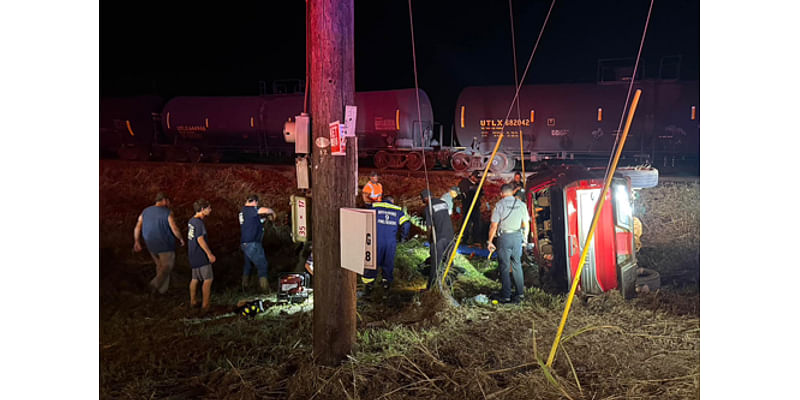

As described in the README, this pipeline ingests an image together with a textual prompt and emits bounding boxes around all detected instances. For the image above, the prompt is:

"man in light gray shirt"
[487,184,530,303]
[439,186,461,215]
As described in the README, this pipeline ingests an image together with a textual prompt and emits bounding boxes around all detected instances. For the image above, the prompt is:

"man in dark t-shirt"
[188,199,216,311]
[134,192,185,294]
[239,194,275,292]
[458,170,483,245]
[510,172,526,201]
[421,189,455,290]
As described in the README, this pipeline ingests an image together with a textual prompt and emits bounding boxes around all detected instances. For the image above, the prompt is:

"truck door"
[564,180,618,294]
[611,181,638,299]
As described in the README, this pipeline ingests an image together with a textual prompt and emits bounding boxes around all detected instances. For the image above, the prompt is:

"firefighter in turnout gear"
[361,195,410,291]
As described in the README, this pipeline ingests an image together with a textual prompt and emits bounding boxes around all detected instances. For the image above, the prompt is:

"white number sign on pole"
[345,105,357,138]
[295,156,309,189]
[291,195,308,243]
[340,208,377,274]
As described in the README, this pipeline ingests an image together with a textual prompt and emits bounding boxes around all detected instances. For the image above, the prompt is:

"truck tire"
[617,167,659,189]
[635,268,661,293]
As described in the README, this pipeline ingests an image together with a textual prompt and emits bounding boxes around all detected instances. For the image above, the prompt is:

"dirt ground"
[99,160,700,399]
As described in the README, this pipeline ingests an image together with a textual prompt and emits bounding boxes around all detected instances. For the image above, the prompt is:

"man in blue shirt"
[362,195,410,291]
[239,194,275,292]
[188,199,216,311]
[133,192,185,294]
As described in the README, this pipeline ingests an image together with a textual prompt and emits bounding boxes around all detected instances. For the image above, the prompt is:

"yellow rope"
[508,0,525,178]
[545,89,642,367]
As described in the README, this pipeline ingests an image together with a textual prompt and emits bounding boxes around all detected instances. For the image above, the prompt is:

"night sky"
[100,0,699,129]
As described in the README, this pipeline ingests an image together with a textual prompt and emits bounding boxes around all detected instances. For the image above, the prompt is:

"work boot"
[258,277,270,293]
[241,276,250,292]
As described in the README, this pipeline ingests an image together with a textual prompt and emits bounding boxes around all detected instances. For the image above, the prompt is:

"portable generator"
[277,272,312,303]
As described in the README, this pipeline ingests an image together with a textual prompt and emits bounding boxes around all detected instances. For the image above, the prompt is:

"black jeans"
[428,235,453,289]
[461,207,482,243]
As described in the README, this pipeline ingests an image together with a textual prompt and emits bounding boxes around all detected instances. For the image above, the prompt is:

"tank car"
[99,96,164,160]
[160,88,437,166]
[453,80,699,172]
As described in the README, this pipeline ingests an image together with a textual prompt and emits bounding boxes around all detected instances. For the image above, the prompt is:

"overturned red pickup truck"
[525,165,653,299]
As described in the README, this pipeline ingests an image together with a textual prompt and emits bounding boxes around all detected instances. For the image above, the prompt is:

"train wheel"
[504,158,517,173]
[450,152,470,171]
[117,145,137,161]
[187,147,203,163]
[489,152,509,173]
[405,152,423,171]
[388,153,406,169]
[135,146,150,161]
[374,151,390,169]
[424,152,437,169]
[165,147,187,162]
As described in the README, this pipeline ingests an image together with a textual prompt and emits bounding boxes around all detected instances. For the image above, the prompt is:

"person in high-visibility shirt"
[361,195,410,292]
[362,171,383,204]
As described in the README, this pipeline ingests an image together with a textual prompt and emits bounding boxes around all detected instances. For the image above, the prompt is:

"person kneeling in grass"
[188,199,216,311]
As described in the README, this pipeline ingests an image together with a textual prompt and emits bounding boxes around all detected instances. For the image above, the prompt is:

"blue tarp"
[422,241,496,260]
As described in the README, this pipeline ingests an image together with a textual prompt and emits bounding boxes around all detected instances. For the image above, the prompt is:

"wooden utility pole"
[308,0,357,366]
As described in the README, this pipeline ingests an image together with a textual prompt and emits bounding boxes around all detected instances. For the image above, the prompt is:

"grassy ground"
[100,161,700,399]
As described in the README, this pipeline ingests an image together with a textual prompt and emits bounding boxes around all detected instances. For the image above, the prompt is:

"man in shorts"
[188,199,216,311]
[133,192,185,294]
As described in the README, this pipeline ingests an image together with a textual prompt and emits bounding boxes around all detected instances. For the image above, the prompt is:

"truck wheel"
[617,167,659,189]
[635,268,661,293]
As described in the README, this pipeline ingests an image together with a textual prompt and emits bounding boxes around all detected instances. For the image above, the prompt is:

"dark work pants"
[497,232,524,299]
[428,235,453,289]
[461,207,482,243]
[364,240,397,283]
